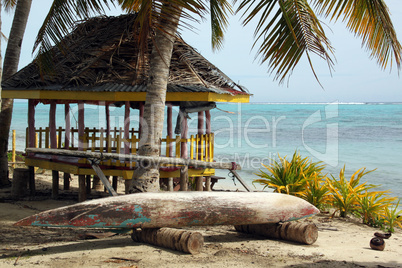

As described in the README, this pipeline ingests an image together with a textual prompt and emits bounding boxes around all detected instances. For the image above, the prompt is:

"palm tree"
[0,0,32,187]
[30,0,232,193]
[17,0,402,192]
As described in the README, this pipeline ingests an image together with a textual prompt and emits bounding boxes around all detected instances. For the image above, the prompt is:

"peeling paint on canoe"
[14,192,320,229]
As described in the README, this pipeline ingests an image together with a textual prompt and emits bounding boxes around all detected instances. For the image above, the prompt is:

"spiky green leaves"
[253,151,327,196]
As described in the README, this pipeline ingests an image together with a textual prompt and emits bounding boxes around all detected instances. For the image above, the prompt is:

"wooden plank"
[26,148,241,170]
[14,192,320,229]
[90,163,118,196]
[229,170,252,192]
[180,166,188,191]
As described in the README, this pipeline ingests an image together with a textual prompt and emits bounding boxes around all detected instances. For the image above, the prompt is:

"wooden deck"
[25,127,215,179]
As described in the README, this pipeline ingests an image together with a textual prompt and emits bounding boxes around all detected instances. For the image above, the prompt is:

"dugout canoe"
[14,192,319,229]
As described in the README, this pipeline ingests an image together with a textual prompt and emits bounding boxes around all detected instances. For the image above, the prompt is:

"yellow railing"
[26,127,214,167]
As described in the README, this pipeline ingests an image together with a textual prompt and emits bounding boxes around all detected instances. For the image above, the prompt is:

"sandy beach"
[1,170,401,268]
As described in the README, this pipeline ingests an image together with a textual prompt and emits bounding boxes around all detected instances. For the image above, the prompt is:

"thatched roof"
[2,14,249,100]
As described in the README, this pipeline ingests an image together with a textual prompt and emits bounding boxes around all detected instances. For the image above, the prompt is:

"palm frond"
[2,0,17,12]
[237,0,335,84]
[209,0,233,50]
[34,0,113,75]
[313,0,402,71]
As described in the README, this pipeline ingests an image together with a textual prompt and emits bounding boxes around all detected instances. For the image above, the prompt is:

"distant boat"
[14,192,319,229]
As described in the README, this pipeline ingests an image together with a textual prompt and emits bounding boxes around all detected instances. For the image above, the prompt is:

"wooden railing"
[26,127,214,166]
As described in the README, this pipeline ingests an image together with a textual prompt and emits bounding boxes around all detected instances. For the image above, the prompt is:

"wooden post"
[205,177,211,191]
[181,115,188,159]
[51,171,59,199]
[195,177,203,191]
[167,104,173,157]
[64,104,71,190]
[86,175,91,194]
[78,102,86,201]
[12,130,16,169]
[93,176,103,191]
[65,104,71,148]
[195,112,203,191]
[50,101,59,199]
[131,227,203,254]
[180,166,188,191]
[27,100,36,195]
[28,166,35,196]
[167,103,174,191]
[78,175,86,202]
[168,177,174,191]
[28,99,36,149]
[197,111,204,135]
[78,101,85,151]
[234,222,318,245]
[63,173,71,190]
[195,112,203,192]
[28,100,37,195]
[205,110,211,134]
[112,176,118,191]
[105,103,110,149]
[124,101,130,154]
[139,102,144,138]
[50,101,57,149]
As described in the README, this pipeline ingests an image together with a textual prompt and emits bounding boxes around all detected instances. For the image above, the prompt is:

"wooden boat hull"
[14,192,319,229]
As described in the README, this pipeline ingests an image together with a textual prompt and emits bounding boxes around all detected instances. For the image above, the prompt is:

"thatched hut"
[2,14,250,200]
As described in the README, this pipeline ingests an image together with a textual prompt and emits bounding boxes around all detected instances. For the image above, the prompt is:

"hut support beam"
[196,111,204,191]
[27,100,36,195]
[124,101,130,154]
[167,104,174,191]
[139,102,144,138]
[50,101,59,199]
[204,110,211,191]
[64,104,71,190]
[106,103,110,149]
[78,101,86,200]
[181,115,188,159]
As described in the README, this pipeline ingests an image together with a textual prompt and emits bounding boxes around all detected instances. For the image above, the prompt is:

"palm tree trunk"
[129,5,181,193]
[0,0,32,187]
[0,1,2,111]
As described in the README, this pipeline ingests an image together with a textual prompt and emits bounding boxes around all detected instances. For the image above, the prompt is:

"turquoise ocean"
[9,101,402,198]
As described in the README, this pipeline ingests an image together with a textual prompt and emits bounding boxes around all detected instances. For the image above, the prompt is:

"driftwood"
[25,148,242,170]
[131,228,203,254]
[235,222,318,245]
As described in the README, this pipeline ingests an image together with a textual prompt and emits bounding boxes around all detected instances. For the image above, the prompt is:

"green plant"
[253,151,326,196]
[299,173,330,210]
[326,166,376,217]
[380,199,402,233]
[354,190,396,226]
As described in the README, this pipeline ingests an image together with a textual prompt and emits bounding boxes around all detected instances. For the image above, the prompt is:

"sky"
[1,0,401,103]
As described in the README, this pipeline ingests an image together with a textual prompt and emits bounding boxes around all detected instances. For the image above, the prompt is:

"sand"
[1,170,401,268]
